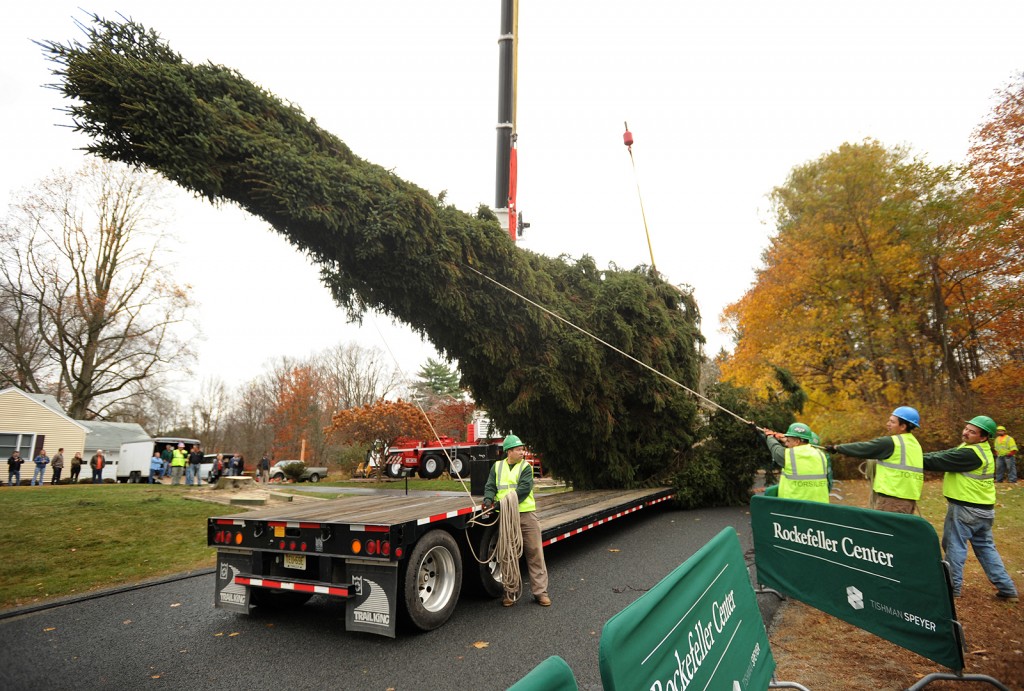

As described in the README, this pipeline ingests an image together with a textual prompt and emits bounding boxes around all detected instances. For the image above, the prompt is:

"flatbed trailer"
[209,487,675,636]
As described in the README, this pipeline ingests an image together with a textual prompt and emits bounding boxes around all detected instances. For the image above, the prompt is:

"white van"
[117,437,203,483]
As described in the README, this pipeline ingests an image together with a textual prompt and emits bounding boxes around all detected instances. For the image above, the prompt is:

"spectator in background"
[31,448,50,486]
[7,451,24,487]
[51,448,65,485]
[149,450,164,484]
[90,449,105,484]
[187,444,204,486]
[259,454,271,483]
[994,425,1018,484]
[160,444,173,479]
[170,443,187,485]
[69,452,83,483]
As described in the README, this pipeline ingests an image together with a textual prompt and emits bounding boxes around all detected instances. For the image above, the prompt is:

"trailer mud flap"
[346,561,398,637]
[215,549,252,613]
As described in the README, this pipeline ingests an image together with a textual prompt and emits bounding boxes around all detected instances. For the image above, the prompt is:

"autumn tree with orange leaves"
[265,364,331,462]
[721,136,1024,443]
[966,72,1024,430]
[327,399,433,478]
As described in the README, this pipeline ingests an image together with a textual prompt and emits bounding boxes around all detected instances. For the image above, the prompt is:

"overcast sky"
[3,1,1023,399]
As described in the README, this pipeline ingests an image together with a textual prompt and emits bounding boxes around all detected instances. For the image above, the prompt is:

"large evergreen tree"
[41,16,708,490]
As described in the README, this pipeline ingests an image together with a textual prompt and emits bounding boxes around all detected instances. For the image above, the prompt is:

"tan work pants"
[520,511,549,597]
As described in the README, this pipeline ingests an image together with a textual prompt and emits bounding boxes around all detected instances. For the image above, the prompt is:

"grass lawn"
[0,483,228,609]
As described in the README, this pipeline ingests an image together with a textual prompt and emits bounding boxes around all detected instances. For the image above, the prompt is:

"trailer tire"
[402,530,462,631]
[418,453,444,479]
[250,588,313,609]
[476,525,506,598]
[450,453,469,478]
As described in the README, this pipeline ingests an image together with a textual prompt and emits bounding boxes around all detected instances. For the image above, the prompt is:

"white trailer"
[116,436,202,483]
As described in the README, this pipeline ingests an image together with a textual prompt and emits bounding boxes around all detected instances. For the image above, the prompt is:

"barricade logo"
[847,586,863,610]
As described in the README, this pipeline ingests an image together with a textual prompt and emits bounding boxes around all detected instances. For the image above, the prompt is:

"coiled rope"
[495,491,524,601]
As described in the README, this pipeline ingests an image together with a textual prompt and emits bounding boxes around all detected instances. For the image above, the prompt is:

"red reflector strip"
[214,519,245,526]
[350,524,390,533]
[417,505,476,525]
[235,576,349,598]
[542,501,665,547]
[267,521,320,529]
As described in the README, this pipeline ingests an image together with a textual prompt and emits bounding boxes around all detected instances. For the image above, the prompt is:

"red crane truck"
[382,435,542,479]
[209,486,674,636]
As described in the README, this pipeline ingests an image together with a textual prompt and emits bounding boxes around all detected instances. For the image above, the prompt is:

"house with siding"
[1,387,90,485]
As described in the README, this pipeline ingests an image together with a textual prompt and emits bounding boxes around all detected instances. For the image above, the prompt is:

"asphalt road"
[1,503,775,691]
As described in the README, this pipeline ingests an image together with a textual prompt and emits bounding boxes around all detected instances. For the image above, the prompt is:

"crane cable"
[461,262,754,426]
[623,122,658,273]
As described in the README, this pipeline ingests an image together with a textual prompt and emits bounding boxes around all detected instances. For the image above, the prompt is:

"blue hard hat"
[891,406,921,428]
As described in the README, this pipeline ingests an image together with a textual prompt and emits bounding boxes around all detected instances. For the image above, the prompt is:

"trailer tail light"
[351,540,362,554]
[234,533,243,545]
[381,541,391,556]
[366,541,377,556]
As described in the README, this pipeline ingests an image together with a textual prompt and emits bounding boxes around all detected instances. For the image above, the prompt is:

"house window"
[0,432,36,460]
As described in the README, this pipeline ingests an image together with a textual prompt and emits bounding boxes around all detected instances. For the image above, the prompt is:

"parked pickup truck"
[270,460,328,483]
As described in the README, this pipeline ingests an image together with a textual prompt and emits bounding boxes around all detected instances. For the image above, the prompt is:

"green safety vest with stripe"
[779,444,830,503]
[872,433,924,501]
[993,434,1017,457]
[943,443,996,505]
[494,459,536,513]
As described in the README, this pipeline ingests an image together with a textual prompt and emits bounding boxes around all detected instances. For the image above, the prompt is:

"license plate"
[284,554,306,570]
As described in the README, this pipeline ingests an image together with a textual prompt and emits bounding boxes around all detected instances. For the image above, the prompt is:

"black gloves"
[824,445,838,454]
[482,498,494,510]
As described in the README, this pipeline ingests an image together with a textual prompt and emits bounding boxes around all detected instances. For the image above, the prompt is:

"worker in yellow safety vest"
[482,434,551,608]
[922,415,1018,600]
[825,406,924,514]
[757,422,830,503]
[993,425,1018,484]
[170,443,188,486]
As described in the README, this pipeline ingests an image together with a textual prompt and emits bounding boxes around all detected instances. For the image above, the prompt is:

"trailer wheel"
[449,453,469,478]
[476,525,506,598]
[418,453,444,479]
[402,530,462,631]
[250,588,313,609]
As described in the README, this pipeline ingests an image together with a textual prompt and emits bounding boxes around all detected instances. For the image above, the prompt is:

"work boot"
[995,591,1019,602]
[535,593,551,607]
[502,595,515,607]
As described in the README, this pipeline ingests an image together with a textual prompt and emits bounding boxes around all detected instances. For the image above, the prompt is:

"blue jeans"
[995,456,1017,483]
[32,466,46,485]
[149,468,161,483]
[92,468,103,484]
[942,502,1017,596]
[186,464,196,485]
[8,469,20,486]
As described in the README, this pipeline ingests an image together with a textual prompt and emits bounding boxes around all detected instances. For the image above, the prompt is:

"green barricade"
[599,527,775,691]
[750,493,963,671]
[508,655,578,691]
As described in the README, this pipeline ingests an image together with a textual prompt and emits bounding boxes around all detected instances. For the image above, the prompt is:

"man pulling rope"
[482,435,551,607]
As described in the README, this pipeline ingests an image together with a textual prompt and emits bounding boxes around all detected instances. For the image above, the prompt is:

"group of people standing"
[758,409,1018,601]
[6,448,106,486]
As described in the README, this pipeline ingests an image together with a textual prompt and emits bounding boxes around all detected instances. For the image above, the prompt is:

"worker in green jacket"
[482,434,550,608]
[922,415,1018,601]
[757,423,830,503]
[825,406,923,514]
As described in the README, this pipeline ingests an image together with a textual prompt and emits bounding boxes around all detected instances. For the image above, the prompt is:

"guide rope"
[461,262,754,425]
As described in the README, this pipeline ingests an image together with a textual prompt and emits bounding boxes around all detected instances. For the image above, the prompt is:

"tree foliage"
[721,139,1024,444]
[412,357,462,401]
[327,399,434,478]
[0,159,194,418]
[42,16,707,491]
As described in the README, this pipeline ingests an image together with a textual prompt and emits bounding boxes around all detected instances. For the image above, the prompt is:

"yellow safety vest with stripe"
[779,445,830,503]
[872,433,924,500]
[171,449,188,467]
[993,434,1017,457]
[494,459,536,513]
[943,443,996,505]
